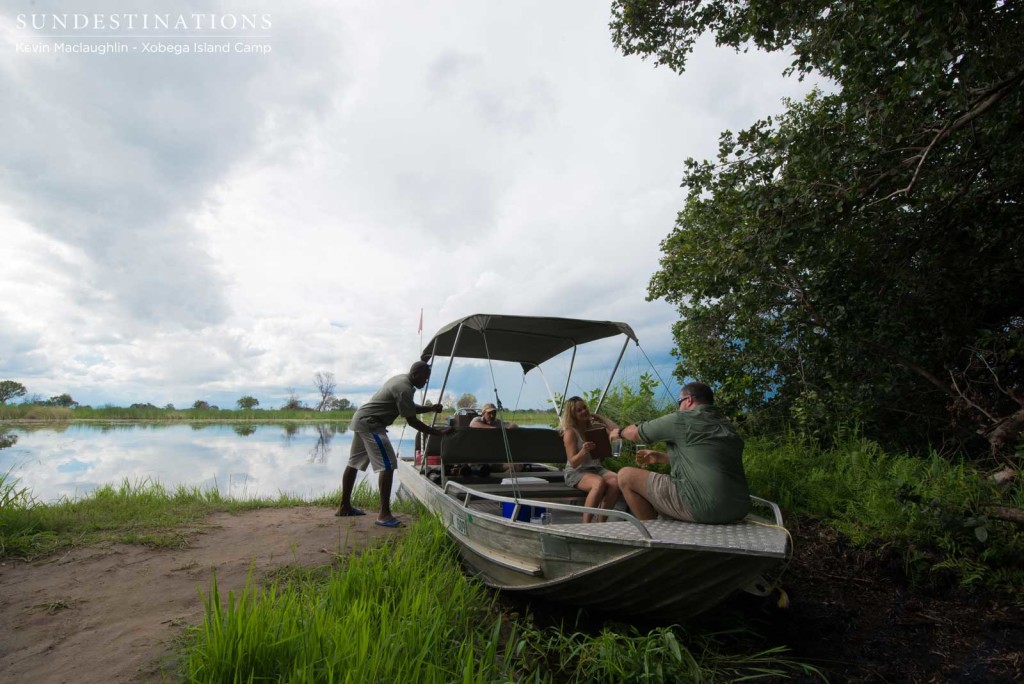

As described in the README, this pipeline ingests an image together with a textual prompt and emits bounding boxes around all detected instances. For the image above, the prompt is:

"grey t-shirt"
[350,373,417,432]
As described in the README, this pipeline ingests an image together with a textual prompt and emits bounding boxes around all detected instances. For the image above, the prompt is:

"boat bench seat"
[425,427,567,465]
[425,428,583,498]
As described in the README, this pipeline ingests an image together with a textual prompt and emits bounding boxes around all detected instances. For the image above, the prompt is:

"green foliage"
[280,395,307,411]
[611,0,1024,454]
[744,432,1024,594]
[509,620,821,683]
[598,372,674,426]
[326,396,351,411]
[235,395,259,410]
[0,380,27,405]
[45,393,77,408]
[456,392,478,409]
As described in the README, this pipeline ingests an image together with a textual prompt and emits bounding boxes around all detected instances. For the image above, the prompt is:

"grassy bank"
[183,515,817,683]
[742,433,1024,596]
[0,474,375,560]
[1,473,817,682]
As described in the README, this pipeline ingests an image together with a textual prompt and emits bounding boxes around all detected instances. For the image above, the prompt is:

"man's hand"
[432,403,444,413]
[635,449,656,466]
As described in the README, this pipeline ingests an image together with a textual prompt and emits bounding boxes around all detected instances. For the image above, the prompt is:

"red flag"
[417,308,423,334]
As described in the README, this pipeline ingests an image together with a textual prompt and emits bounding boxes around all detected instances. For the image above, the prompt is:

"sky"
[0,1,817,412]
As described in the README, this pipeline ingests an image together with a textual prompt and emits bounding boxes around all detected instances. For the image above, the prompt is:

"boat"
[396,314,790,621]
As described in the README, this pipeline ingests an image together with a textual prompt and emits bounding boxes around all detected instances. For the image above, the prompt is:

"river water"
[0,422,419,504]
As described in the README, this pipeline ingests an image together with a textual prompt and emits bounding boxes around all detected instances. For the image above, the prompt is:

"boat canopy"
[421,314,637,373]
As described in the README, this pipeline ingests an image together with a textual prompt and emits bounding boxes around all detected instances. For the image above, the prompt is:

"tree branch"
[869,65,1024,205]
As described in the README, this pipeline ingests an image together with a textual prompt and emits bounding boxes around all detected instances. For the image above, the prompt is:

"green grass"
[0,473,395,560]
[182,514,821,683]
[743,432,1024,595]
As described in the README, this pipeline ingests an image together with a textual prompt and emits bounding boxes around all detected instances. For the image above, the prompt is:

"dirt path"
[0,507,397,683]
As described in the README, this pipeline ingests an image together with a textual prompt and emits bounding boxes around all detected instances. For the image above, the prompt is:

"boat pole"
[560,345,577,408]
[594,336,632,415]
[430,324,464,486]
[432,323,463,419]
[481,333,520,500]
[421,335,442,428]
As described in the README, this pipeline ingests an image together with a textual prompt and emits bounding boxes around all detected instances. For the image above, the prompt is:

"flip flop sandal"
[374,518,403,528]
[335,507,366,517]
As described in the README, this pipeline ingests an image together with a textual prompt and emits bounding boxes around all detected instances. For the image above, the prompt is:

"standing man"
[337,360,450,527]
[610,382,750,524]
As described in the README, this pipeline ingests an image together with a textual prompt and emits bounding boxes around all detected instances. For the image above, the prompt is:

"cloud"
[0,0,819,410]
[0,1,346,333]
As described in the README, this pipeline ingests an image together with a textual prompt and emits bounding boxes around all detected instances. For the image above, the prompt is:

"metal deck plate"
[468,501,789,557]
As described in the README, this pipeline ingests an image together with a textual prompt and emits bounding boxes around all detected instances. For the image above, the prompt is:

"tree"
[313,371,337,412]
[0,380,27,405]
[281,388,306,411]
[237,395,259,410]
[48,393,77,408]
[192,400,211,410]
[612,0,1024,456]
[327,397,352,411]
[456,392,477,409]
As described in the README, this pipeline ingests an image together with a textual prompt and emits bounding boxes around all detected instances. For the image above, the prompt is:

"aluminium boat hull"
[397,458,787,621]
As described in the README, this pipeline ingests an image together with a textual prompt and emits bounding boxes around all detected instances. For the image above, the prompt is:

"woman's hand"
[581,441,596,454]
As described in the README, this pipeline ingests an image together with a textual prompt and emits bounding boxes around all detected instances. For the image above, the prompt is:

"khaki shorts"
[564,465,610,489]
[348,430,397,472]
[644,472,696,522]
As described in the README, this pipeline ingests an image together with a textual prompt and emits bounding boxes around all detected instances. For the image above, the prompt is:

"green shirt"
[637,405,750,523]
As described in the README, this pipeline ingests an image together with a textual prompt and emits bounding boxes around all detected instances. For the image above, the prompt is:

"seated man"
[611,382,750,524]
[469,402,520,473]
[469,403,519,429]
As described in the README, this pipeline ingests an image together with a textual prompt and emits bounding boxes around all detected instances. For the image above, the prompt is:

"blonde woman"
[560,396,620,522]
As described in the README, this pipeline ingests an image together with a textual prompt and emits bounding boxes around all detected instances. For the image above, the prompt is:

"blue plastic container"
[501,502,546,522]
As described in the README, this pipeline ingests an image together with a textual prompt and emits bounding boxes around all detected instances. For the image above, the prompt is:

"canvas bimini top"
[421,314,637,373]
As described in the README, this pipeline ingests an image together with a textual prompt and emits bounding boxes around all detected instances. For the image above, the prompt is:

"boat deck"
[463,499,789,558]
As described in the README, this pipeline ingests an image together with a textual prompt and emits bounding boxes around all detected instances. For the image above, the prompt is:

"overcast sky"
[0,1,816,412]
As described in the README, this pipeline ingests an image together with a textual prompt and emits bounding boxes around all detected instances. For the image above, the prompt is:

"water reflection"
[0,422,407,504]
[308,423,348,464]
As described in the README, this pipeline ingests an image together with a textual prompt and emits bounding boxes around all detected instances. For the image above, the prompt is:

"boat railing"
[443,480,653,539]
[748,495,784,527]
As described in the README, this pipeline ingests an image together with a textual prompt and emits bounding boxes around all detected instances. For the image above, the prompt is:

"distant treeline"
[0,404,357,421]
